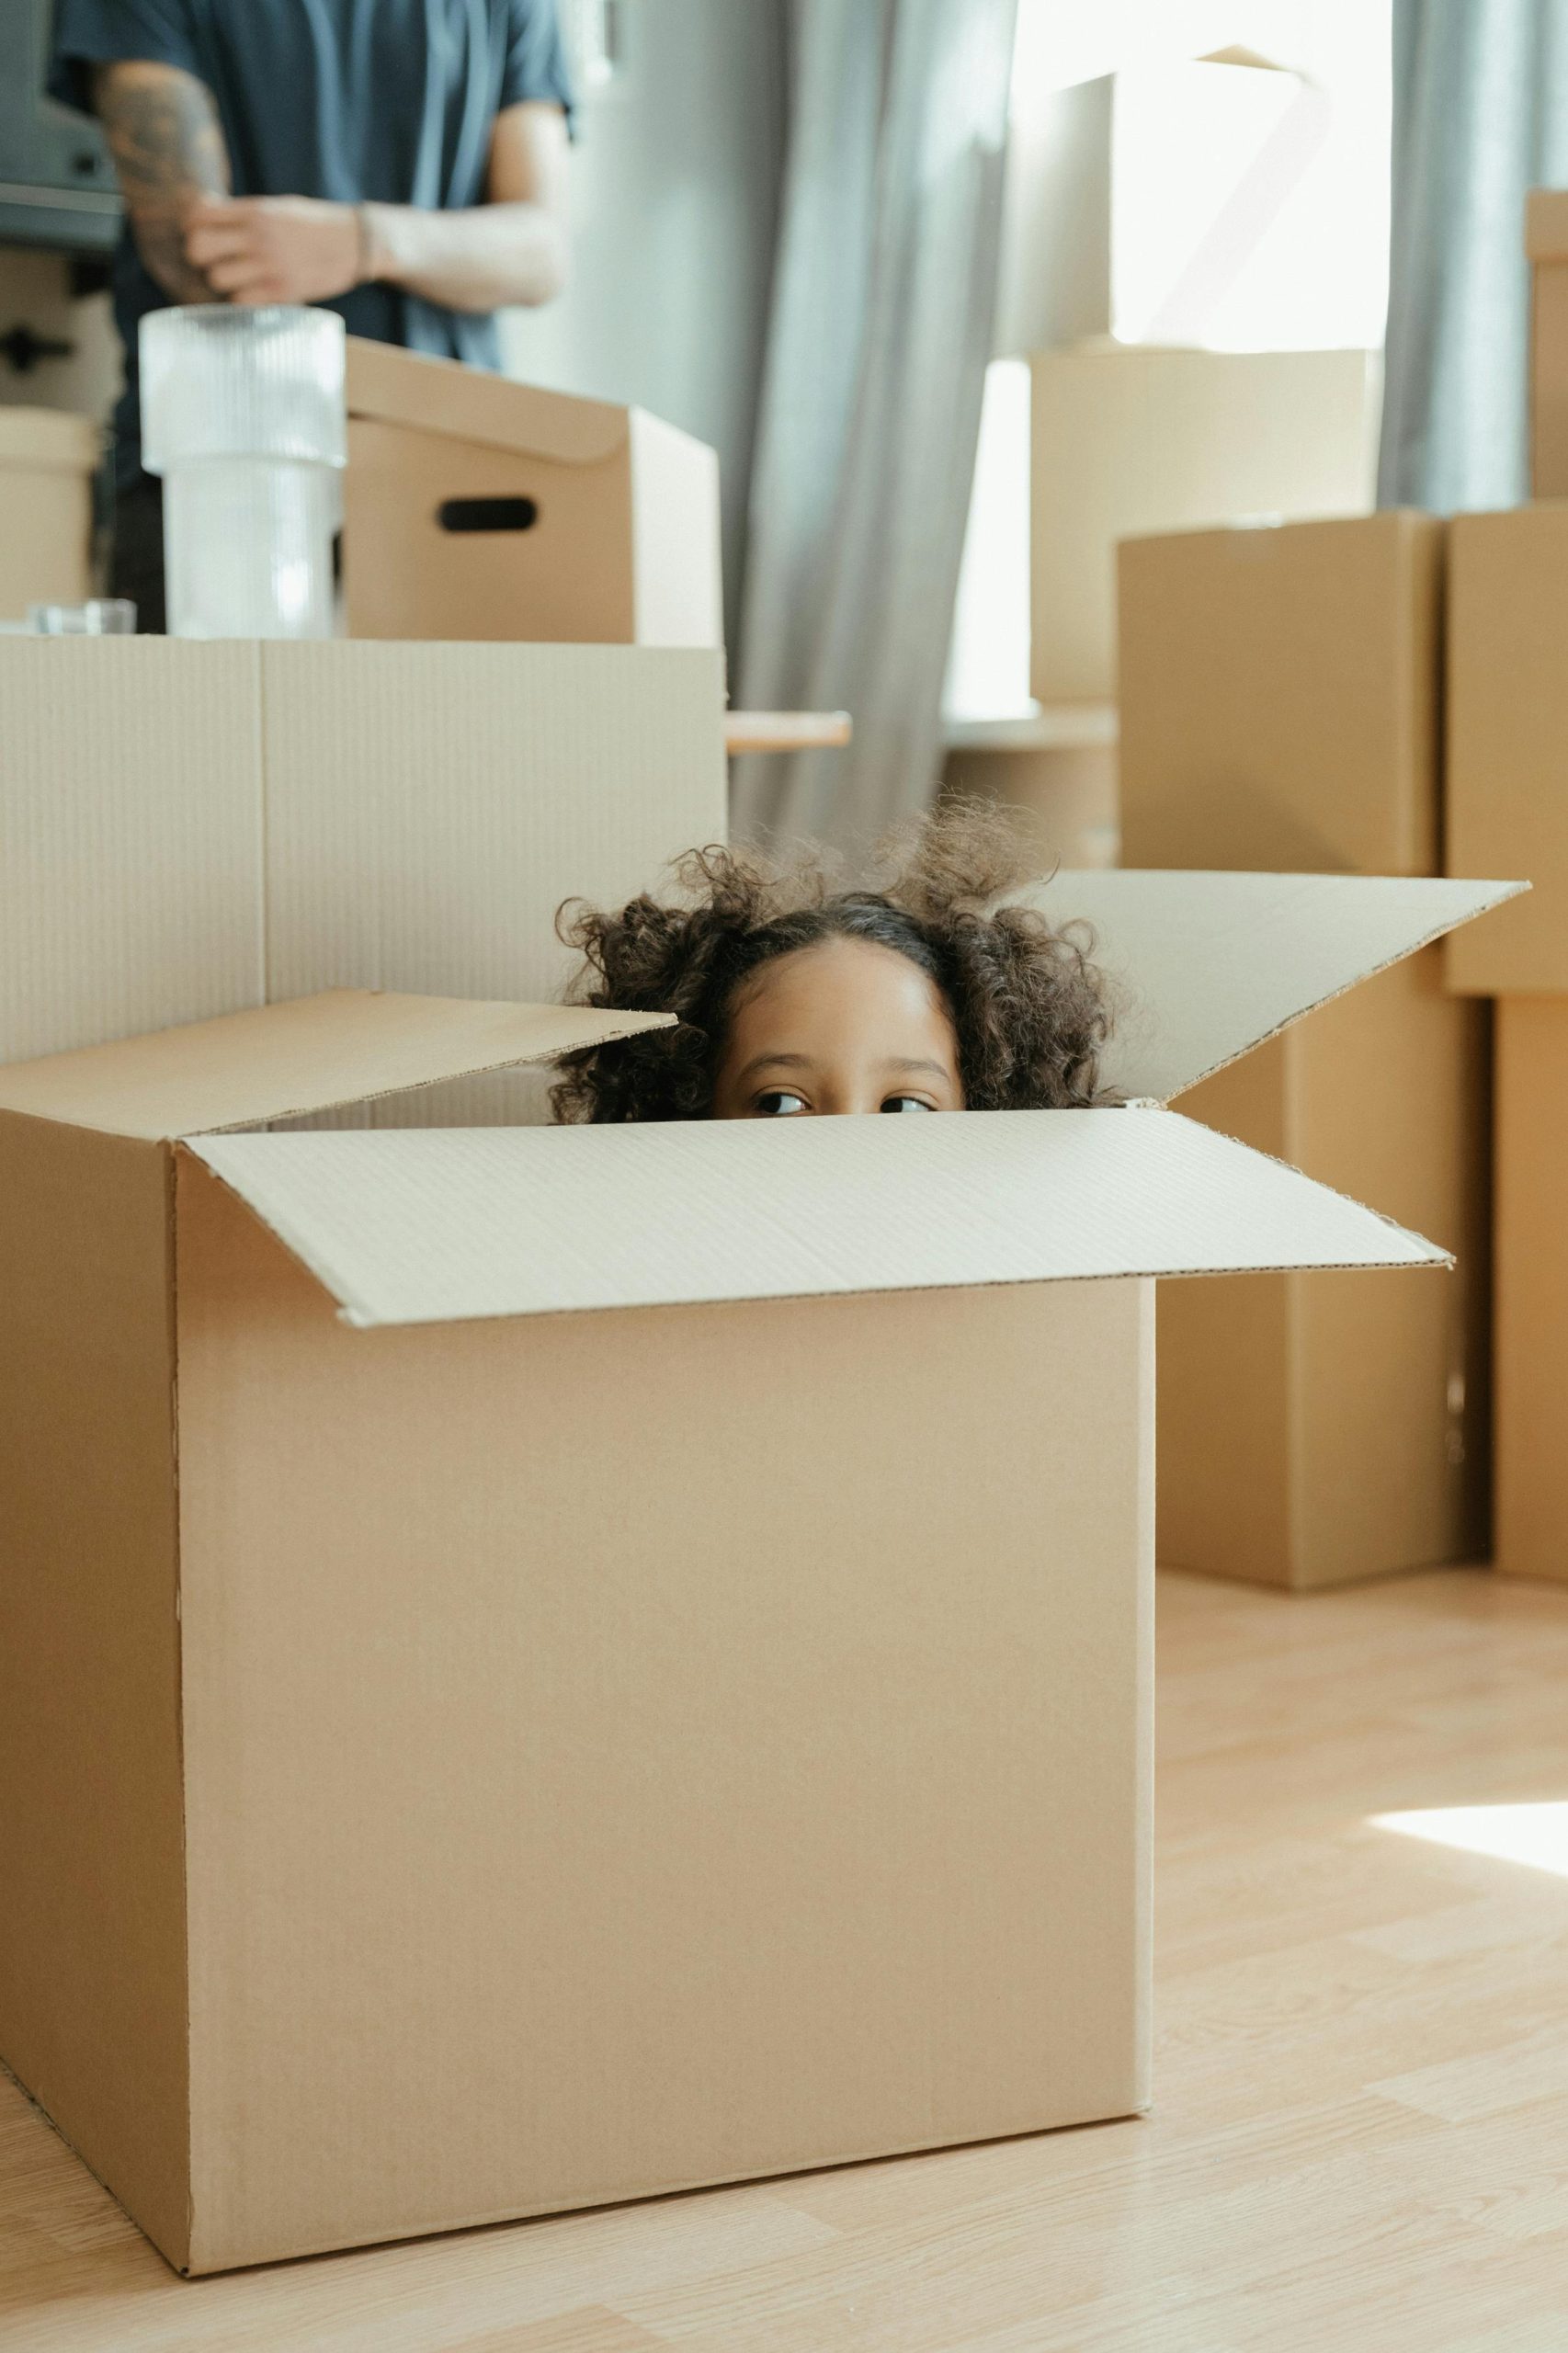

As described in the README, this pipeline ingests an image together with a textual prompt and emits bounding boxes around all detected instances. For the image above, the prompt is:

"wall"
[501,0,786,647]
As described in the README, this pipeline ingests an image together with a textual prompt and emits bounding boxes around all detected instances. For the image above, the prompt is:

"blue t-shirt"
[50,0,574,482]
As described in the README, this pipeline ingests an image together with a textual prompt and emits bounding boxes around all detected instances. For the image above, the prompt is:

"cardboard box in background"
[998,51,1316,355]
[1446,504,1568,995]
[1029,343,1379,705]
[1494,996,1568,1582]
[342,339,722,648]
[0,872,1513,2274]
[1155,951,1491,1590]
[1118,512,1445,874]
[0,638,726,1118]
[0,407,97,619]
[1528,188,1568,497]
[943,710,1119,871]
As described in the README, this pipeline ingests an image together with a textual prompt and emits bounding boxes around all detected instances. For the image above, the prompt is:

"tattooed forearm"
[92,60,232,303]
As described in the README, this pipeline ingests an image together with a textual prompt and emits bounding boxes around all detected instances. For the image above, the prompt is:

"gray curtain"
[1381,0,1568,510]
[731,0,1017,857]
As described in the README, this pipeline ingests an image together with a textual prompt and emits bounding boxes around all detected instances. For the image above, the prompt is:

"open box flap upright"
[1019,871,1525,1102]
[0,991,674,1141]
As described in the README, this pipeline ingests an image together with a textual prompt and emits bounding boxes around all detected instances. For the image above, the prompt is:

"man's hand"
[183,197,363,306]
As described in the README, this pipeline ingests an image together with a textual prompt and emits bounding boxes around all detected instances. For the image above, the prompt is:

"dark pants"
[109,474,166,635]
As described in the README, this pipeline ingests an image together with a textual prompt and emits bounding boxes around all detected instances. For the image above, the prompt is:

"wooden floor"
[6,1566,1568,2350]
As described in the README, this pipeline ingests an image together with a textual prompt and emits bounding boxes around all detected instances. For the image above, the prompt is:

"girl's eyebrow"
[881,1057,952,1079]
[735,1049,813,1081]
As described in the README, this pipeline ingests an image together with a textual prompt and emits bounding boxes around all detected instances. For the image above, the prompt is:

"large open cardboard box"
[341,338,722,647]
[1118,513,1445,877]
[0,871,1514,2274]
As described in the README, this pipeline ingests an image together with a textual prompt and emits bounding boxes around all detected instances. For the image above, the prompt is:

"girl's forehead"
[737,933,934,1000]
[726,935,958,1040]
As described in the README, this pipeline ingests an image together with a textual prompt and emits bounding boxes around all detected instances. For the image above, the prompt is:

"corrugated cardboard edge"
[183,2098,1156,2273]
[1155,881,1529,1101]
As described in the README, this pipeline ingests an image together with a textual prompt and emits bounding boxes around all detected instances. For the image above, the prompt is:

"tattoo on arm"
[93,61,232,303]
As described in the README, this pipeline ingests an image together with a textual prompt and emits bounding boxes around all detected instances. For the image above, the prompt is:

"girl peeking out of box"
[552,804,1113,1121]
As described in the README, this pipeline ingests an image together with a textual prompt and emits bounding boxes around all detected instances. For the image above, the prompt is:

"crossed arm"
[93,58,569,313]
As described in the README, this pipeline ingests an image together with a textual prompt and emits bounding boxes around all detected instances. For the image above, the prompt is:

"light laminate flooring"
[6,1566,1568,2351]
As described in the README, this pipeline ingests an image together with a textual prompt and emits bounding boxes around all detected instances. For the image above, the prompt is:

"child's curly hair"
[551,801,1114,1122]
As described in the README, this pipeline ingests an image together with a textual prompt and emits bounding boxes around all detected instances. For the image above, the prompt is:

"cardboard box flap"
[345,337,630,466]
[0,991,673,1142]
[187,1106,1445,1331]
[1019,871,1525,1102]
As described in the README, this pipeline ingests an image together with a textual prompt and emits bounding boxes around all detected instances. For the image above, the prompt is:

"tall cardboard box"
[0,871,1512,2272]
[1115,513,1492,1588]
[1155,952,1490,1589]
[342,338,722,646]
[1494,998,1568,1582]
[1528,189,1568,497]
[1445,505,1568,995]
[1444,509,1568,1583]
[0,406,97,618]
[1029,344,1379,705]
[1118,514,1445,875]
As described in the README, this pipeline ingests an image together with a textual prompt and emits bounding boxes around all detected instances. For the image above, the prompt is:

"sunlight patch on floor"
[1370,1802,1568,1880]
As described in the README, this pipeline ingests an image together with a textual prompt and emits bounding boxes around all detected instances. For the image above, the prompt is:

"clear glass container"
[28,598,138,634]
[140,306,346,640]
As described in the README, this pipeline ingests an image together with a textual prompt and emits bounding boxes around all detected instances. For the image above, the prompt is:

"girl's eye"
[881,1095,936,1114]
[755,1090,809,1117]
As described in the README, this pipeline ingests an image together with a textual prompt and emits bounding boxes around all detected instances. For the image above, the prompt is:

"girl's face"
[710,937,965,1119]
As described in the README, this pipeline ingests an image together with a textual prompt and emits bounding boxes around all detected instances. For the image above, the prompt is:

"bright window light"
[1370,1803,1568,1881]
[1006,0,1392,355]
[943,358,1034,723]
[951,0,1392,725]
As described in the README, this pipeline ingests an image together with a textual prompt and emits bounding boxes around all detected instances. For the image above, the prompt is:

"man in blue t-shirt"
[51,0,574,628]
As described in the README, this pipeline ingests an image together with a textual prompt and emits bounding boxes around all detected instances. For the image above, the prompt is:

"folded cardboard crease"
[0,854,1517,2275]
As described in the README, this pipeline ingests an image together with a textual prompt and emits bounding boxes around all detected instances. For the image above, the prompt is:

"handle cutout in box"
[437,496,540,534]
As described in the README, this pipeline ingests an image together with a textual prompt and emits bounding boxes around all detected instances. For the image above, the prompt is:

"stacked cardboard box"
[1424,190,1568,1589]
[1029,343,1380,709]
[1118,513,1494,1589]
[0,628,1515,2269]
[1445,503,1568,1583]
